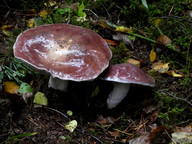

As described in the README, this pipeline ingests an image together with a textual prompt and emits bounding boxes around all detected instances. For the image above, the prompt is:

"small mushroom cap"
[100,63,155,87]
[14,24,112,81]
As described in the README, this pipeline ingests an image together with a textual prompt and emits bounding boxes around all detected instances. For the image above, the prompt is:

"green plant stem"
[126,31,156,43]
[156,26,163,35]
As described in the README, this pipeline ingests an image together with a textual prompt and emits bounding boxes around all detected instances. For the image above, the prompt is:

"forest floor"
[0,0,192,144]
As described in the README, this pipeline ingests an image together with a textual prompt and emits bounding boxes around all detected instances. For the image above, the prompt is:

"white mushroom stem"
[48,76,69,92]
[107,82,130,109]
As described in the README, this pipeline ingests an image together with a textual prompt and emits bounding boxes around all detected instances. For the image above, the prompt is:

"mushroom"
[13,24,112,91]
[100,63,155,109]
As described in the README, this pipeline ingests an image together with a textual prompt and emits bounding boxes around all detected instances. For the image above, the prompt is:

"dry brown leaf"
[156,35,172,46]
[96,115,116,126]
[104,39,119,45]
[179,124,192,133]
[110,131,119,138]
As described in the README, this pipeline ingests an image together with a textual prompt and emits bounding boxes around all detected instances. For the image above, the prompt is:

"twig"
[99,2,111,21]
[164,129,177,144]
[167,93,192,107]
[158,90,192,107]
[157,15,192,23]
[85,9,99,18]
[76,128,104,144]
[44,107,68,118]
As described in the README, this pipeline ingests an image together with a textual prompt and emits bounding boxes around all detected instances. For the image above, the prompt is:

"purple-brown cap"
[100,63,155,87]
[13,24,112,81]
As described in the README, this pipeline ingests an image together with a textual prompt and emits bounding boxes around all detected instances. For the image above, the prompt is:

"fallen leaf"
[59,136,66,140]
[152,61,169,73]
[18,83,33,94]
[67,110,73,116]
[126,58,140,66]
[44,0,57,7]
[172,132,192,144]
[104,39,118,46]
[1,25,15,30]
[33,92,48,106]
[166,70,183,77]
[39,10,49,18]
[149,48,156,63]
[27,19,36,28]
[18,83,33,101]
[156,35,172,46]
[97,20,112,29]
[178,124,192,133]
[65,120,78,133]
[1,25,14,37]
[149,18,162,27]
[115,26,133,33]
[3,81,19,94]
[96,115,116,126]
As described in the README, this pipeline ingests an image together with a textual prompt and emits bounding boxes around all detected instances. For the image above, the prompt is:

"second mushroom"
[100,63,155,109]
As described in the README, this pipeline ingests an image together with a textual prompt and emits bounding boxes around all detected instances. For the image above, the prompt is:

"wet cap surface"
[14,24,112,81]
[101,63,155,87]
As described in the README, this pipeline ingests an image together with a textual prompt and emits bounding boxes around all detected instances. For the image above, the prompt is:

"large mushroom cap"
[14,24,112,81]
[100,63,155,87]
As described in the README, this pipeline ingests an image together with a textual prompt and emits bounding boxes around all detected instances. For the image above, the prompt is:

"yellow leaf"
[4,81,19,94]
[126,58,140,66]
[44,0,57,7]
[149,48,156,62]
[152,62,169,73]
[65,120,78,133]
[153,19,162,27]
[98,20,111,29]
[115,26,133,33]
[33,92,48,106]
[1,25,14,30]
[39,10,49,18]
[1,25,14,37]
[166,70,183,77]
[27,19,35,28]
